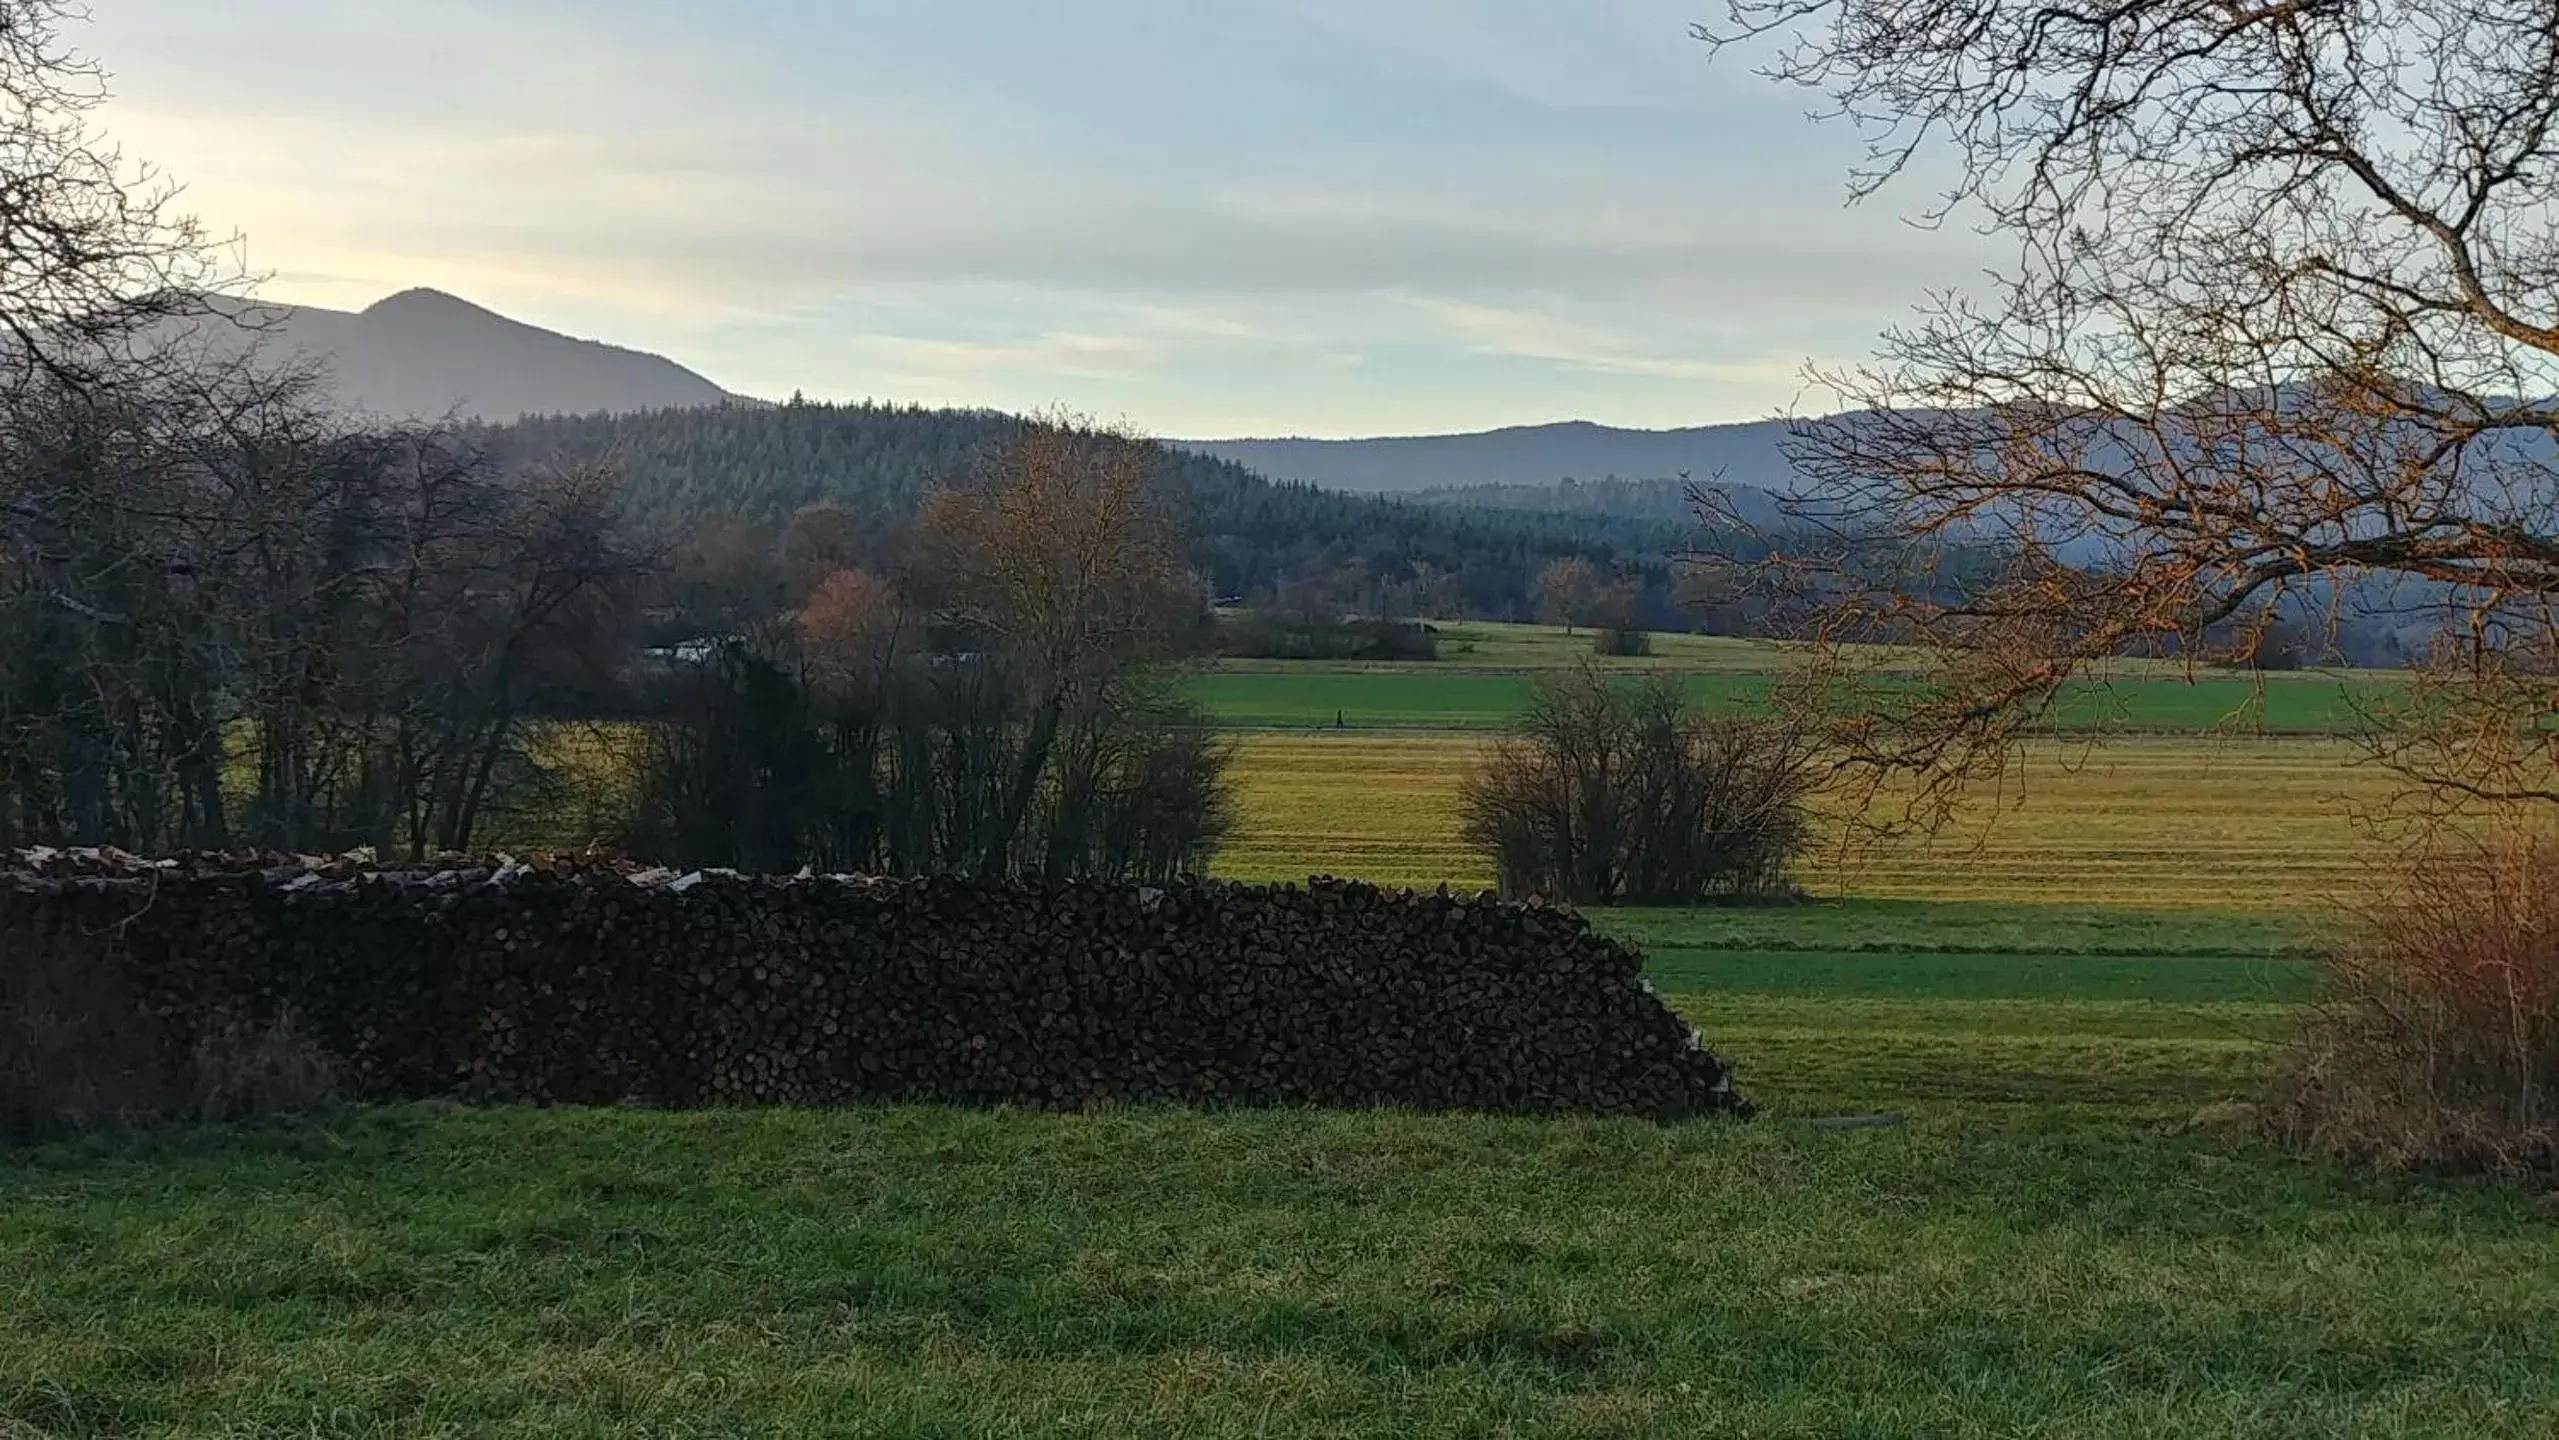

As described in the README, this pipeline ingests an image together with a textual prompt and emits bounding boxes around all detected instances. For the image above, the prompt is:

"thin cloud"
[87,0,1992,434]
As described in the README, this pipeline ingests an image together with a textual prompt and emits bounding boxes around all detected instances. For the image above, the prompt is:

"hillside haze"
[1179,418,1808,495]
[193,289,746,423]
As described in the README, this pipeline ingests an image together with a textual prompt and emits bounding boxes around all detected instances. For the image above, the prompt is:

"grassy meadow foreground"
[14,623,2543,1436]
[12,902,2558,1436]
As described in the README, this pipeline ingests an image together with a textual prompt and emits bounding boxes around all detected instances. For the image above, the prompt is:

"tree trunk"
[979,689,1067,880]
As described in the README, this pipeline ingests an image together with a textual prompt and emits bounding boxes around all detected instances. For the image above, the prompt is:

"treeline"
[479,402,1730,629]
[0,362,649,856]
[0,351,1228,875]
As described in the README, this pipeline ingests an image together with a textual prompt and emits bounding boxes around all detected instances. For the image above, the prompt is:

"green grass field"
[1601,899,2325,957]
[1616,903,2322,1004]
[1199,619,2392,735]
[12,900,2558,1436]
[1190,668,2381,735]
[1225,620,1804,673]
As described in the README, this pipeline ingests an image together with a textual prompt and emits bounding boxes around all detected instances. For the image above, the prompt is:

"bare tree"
[1534,556,1604,634]
[1701,0,2559,820]
[799,567,907,712]
[1413,560,1465,622]
[0,5,670,858]
[912,415,1200,877]
[0,0,239,846]
[369,454,653,856]
[0,349,652,856]
[0,0,234,398]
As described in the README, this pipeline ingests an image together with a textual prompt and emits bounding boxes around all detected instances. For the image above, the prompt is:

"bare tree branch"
[1702,0,2559,823]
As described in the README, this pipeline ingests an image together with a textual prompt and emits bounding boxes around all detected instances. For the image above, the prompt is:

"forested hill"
[1180,418,1805,494]
[476,402,1726,625]
[1411,475,1788,531]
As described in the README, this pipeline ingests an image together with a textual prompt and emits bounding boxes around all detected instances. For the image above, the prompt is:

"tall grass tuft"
[2275,832,2559,1176]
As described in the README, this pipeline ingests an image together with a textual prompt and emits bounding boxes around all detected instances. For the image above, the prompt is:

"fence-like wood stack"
[2,852,1749,1124]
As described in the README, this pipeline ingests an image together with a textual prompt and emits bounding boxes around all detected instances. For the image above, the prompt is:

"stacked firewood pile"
[2,851,1750,1122]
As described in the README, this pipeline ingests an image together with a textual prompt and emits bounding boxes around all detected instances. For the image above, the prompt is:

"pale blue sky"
[91,0,1991,436]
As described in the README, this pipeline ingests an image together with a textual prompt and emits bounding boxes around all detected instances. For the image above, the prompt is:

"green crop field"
[1188,669,2382,735]
[13,899,2558,1435]
[1221,619,1807,674]
[1197,619,2393,735]
[1191,621,2490,911]
[1601,898,2326,957]
[1218,618,2356,683]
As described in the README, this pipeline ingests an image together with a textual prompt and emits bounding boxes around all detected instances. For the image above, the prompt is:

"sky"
[87,0,1996,438]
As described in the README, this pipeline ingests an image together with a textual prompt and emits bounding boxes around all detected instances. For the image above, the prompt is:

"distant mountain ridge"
[1176,418,1809,496]
[182,289,1801,488]
[186,288,749,423]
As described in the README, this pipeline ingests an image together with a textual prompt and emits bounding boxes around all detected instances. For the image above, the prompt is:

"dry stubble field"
[1218,731,2400,907]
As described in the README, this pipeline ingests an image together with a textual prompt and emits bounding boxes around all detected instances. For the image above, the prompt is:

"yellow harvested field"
[1220,734,1486,891]
[1218,732,2409,908]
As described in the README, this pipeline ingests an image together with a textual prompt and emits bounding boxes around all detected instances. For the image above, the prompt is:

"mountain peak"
[360,287,486,318]
[225,287,748,422]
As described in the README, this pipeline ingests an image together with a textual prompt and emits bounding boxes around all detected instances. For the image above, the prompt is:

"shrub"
[2272,833,2559,1176]
[624,643,850,872]
[1459,666,1814,905]
[1594,626,1653,657]
[1023,692,1235,884]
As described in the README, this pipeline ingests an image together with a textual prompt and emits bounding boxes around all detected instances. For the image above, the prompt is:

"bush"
[2272,834,2559,1176]
[1459,666,1814,905]
[1594,626,1653,657]
[624,644,850,872]
[1023,693,1235,883]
